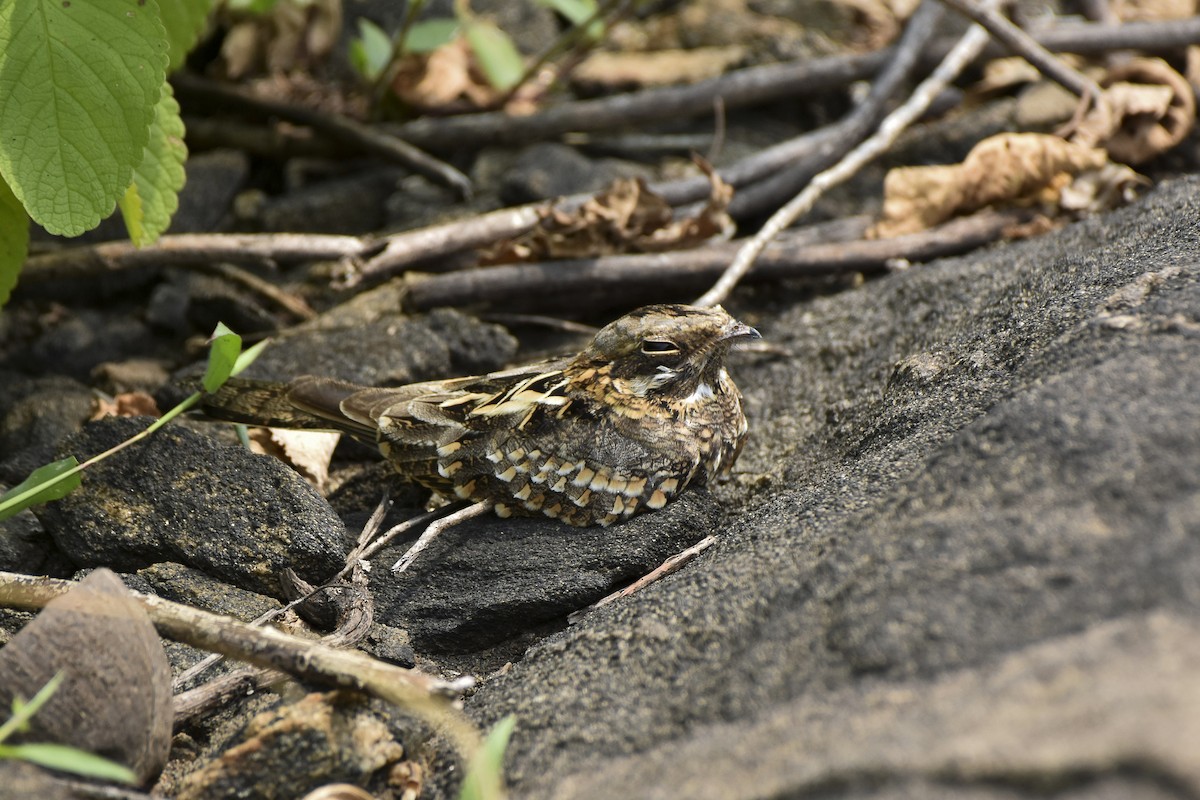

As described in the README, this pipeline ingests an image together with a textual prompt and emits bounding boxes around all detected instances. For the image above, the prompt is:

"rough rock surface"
[36,417,349,598]
[458,176,1200,799]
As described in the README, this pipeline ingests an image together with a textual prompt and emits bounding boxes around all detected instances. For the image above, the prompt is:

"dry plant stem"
[0,572,470,700]
[388,18,1200,153]
[404,209,1028,311]
[937,0,1103,99]
[20,233,372,289]
[173,665,284,727]
[694,1,1000,309]
[504,0,630,104]
[391,501,492,574]
[569,535,718,623]
[171,74,472,198]
[356,506,452,565]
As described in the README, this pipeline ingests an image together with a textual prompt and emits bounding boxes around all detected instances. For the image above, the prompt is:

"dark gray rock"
[372,488,721,657]
[0,372,95,485]
[169,150,250,234]
[459,176,1200,800]
[37,416,348,598]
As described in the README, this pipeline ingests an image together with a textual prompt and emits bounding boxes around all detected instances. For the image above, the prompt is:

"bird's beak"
[720,320,762,342]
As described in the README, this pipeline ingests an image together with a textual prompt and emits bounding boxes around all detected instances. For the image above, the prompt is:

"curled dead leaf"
[482,159,734,263]
[218,0,342,79]
[871,133,1146,238]
[1092,58,1195,164]
[91,391,162,421]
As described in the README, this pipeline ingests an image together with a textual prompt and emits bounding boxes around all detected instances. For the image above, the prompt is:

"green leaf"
[350,18,393,82]
[0,457,82,522]
[403,18,459,54]
[535,0,596,26]
[0,672,63,744]
[0,0,169,236]
[157,0,215,72]
[458,716,515,800]
[0,743,138,784]
[464,21,524,92]
[0,177,29,309]
[120,83,187,246]
[536,0,603,40]
[203,323,242,393]
[232,338,269,376]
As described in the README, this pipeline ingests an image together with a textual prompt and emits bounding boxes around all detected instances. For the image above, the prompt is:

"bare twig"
[19,233,374,291]
[937,0,1104,100]
[404,209,1029,312]
[202,261,318,321]
[391,501,492,574]
[385,17,1200,153]
[694,0,1002,308]
[172,74,473,199]
[0,571,470,705]
[568,535,718,623]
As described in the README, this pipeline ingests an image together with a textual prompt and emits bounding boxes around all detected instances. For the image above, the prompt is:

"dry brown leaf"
[249,428,340,492]
[91,391,162,421]
[391,38,502,113]
[1069,58,1196,164]
[573,47,747,91]
[482,161,734,263]
[871,133,1145,238]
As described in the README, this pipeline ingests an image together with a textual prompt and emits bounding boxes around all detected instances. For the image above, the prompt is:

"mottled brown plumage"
[203,304,758,526]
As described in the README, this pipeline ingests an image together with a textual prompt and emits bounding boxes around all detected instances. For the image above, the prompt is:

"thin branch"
[19,233,374,292]
[694,0,1001,308]
[568,535,717,623]
[0,571,467,705]
[937,0,1103,99]
[201,261,318,321]
[403,209,1030,312]
[391,500,492,574]
[172,74,473,199]
[385,17,1200,153]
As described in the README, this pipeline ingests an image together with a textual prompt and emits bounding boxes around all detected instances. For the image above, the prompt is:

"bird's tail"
[201,376,375,437]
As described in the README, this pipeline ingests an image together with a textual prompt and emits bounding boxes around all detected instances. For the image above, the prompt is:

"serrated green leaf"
[403,18,459,54]
[464,21,524,92]
[351,18,393,82]
[0,177,29,309]
[203,323,242,393]
[0,743,138,783]
[0,457,82,521]
[157,0,215,72]
[0,0,169,236]
[120,84,187,246]
[458,716,515,800]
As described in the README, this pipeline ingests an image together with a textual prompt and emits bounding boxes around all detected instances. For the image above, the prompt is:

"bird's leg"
[391,500,492,575]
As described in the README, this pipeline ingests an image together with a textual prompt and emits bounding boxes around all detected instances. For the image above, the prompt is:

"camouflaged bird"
[203,304,758,526]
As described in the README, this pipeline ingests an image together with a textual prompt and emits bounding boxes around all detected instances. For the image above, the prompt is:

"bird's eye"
[641,339,681,356]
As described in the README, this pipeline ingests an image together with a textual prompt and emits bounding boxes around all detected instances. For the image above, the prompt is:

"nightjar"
[203,304,759,526]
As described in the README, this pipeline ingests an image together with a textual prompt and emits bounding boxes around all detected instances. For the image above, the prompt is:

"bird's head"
[572,304,760,399]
